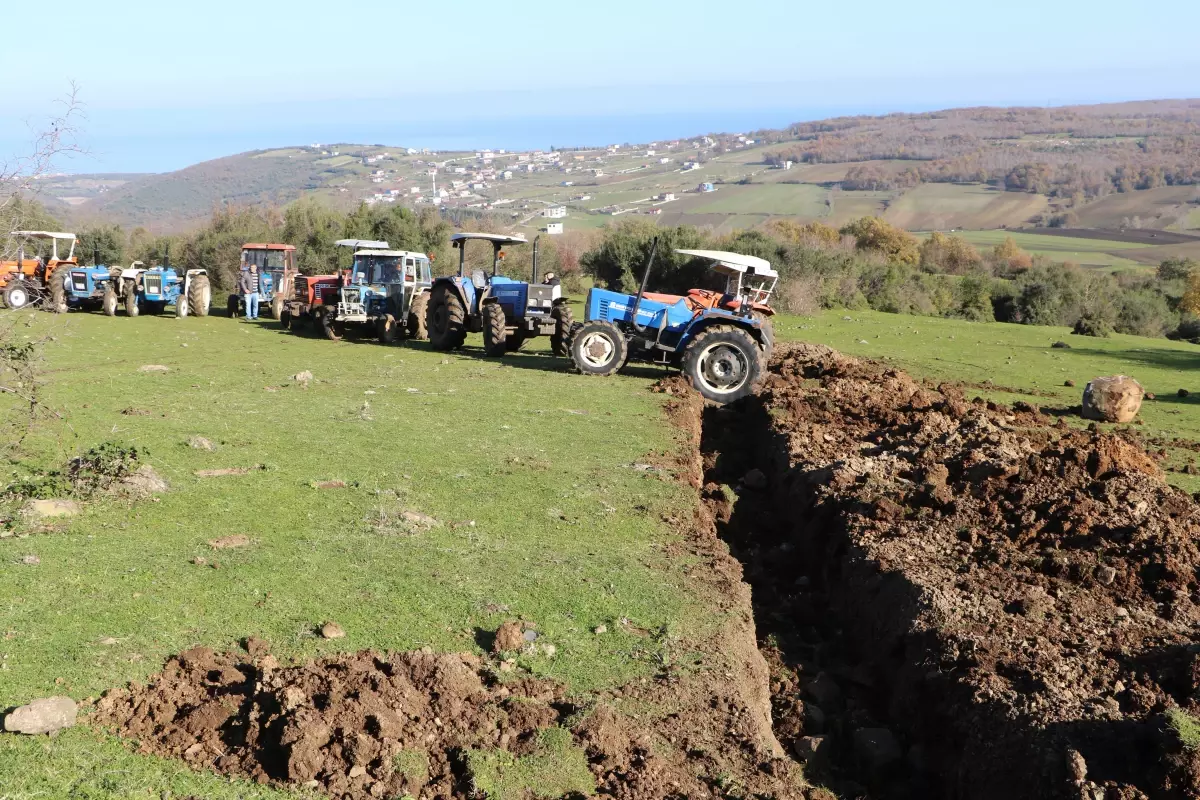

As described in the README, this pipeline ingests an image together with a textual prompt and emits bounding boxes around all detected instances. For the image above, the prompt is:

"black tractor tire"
[47,265,68,313]
[102,284,118,316]
[270,294,284,321]
[505,331,527,352]
[320,308,345,341]
[681,325,762,404]
[550,303,574,357]
[4,281,32,310]
[187,275,211,317]
[753,312,775,365]
[408,291,429,340]
[124,281,140,317]
[570,320,628,377]
[227,294,240,318]
[280,310,292,330]
[482,303,507,356]
[378,314,399,344]
[427,284,466,350]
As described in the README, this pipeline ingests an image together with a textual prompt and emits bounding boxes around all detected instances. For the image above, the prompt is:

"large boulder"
[3,697,77,735]
[1082,375,1144,423]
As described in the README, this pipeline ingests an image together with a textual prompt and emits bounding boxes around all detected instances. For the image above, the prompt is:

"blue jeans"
[244,293,259,320]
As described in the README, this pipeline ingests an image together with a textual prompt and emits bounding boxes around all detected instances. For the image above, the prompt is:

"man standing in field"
[239,264,260,320]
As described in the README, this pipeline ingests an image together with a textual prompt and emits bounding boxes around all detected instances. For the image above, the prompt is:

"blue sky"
[3,0,1199,172]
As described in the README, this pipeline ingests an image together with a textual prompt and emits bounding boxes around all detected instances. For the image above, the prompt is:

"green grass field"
[0,309,717,799]
[682,184,829,216]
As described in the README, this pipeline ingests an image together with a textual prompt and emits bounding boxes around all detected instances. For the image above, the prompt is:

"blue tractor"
[425,233,574,356]
[567,242,778,404]
[62,248,118,311]
[103,249,211,318]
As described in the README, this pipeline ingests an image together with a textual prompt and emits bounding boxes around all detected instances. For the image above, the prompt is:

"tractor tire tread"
[681,324,763,404]
[482,302,507,356]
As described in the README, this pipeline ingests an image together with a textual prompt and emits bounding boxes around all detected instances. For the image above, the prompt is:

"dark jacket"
[239,270,259,295]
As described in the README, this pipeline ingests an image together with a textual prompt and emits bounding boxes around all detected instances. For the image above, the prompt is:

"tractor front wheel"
[408,292,429,340]
[569,320,627,377]
[378,314,399,344]
[427,285,466,350]
[681,325,762,404]
[124,282,140,317]
[482,303,507,356]
[102,284,118,316]
[550,303,574,357]
[226,294,239,318]
[270,295,284,321]
[320,308,344,341]
[187,275,211,317]
[280,310,292,330]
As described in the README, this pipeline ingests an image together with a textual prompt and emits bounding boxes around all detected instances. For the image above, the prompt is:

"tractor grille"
[528,285,555,309]
[294,277,308,301]
[71,273,87,292]
[144,275,162,295]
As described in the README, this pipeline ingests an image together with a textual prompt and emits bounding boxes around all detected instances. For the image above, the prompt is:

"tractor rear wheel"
[124,282,140,317]
[4,281,31,310]
[570,320,627,377]
[482,303,507,356]
[427,285,466,350]
[378,314,399,344]
[226,294,239,318]
[681,325,762,404]
[270,295,284,321]
[187,275,211,317]
[102,284,118,316]
[47,265,68,314]
[408,292,429,340]
[550,303,574,357]
[320,308,344,341]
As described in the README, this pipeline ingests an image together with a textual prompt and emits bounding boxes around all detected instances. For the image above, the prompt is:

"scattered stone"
[593,624,608,635]
[187,436,216,451]
[1146,392,1156,400]
[1051,341,1071,349]
[319,622,346,640]
[24,499,80,519]
[313,480,348,490]
[1082,375,1144,423]
[1095,565,1117,586]
[857,339,869,345]
[400,510,439,529]
[98,637,119,646]
[803,673,843,711]
[542,643,557,657]
[1179,389,1190,398]
[120,465,169,496]
[195,467,251,478]
[1064,379,1076,387]
[138,364,170,373]
[742,469,767,490]
[191,556,208,566]
[293,370,314,385]
[522,629,539,642]
[20,554,40,566]
[853,727,902,774]
[493,621,524,653]
[120,407,151,416]
[243,636,270,658]
[348,765,367,779]
[208,534,250,550]
[3,697,77,735]
[793,736,829,768]
[1067,749,1088,784]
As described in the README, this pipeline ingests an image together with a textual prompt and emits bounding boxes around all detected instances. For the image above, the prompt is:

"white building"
[545,222,564,235]
[543,206,567,219]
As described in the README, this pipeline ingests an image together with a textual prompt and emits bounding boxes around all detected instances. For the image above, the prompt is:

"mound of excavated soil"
[705,342,1200,799]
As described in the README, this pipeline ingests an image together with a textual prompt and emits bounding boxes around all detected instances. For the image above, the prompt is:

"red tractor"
[227,243,298,320]
[282,272,344,331]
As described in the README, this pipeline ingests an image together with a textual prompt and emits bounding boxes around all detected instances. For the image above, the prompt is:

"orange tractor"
[0,231,80,312]
[227,243,299,320]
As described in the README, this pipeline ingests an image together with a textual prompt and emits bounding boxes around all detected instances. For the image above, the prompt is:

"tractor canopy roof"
[242,243,296,251]
[10,230,77,241]
[335,238,389,250]
[676,249,778,280]
[354,249,429,260]
[451,232,527,245]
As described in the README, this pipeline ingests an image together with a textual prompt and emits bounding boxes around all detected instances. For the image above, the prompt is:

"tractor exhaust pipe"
[629,237,659,334]
[531,235,541,284]
[93,246,101,267]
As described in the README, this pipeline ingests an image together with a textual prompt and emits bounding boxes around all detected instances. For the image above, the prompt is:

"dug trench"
[700,342,1200,799]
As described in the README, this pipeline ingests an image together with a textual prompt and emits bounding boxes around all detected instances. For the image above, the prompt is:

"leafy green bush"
[1073,313,1114,338]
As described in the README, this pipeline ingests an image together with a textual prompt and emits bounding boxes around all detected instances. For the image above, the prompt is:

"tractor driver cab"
[672,250,779,315]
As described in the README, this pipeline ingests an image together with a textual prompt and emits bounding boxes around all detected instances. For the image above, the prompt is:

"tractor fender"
[432,277,475,315]
[685,311,767,347]
[119,268,145,281]
[185,269,207,278]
